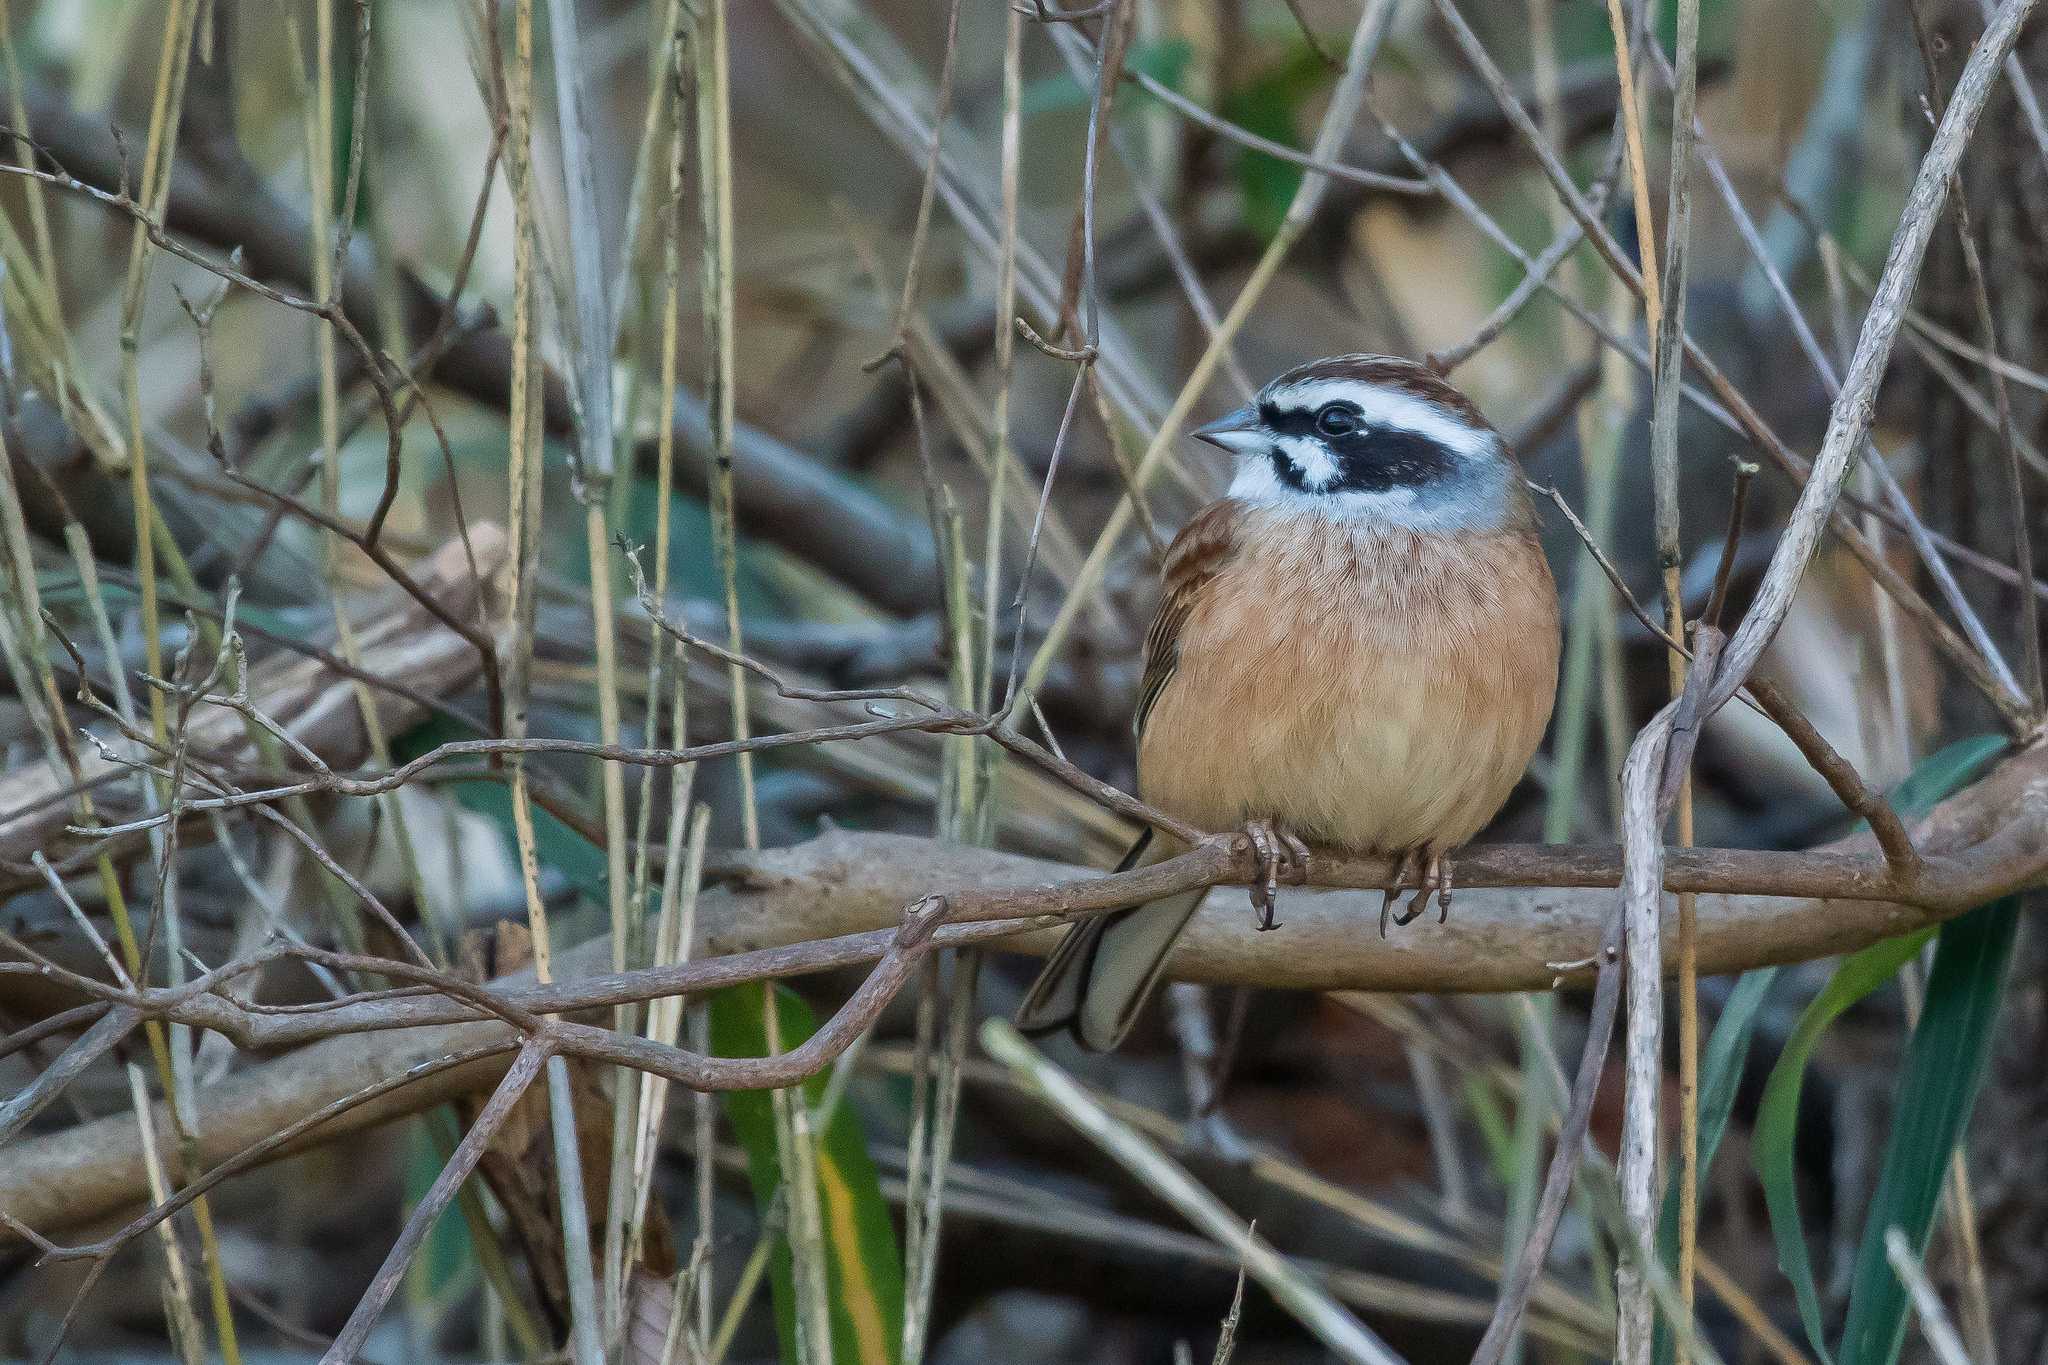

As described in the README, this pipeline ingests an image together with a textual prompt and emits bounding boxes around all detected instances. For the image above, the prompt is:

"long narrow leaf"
[1835,896,2019,1365]
[710,985,906,1365]
[1653,968,1780,1365]
[1751,736,2007,1361]
[1756,933,1922,1363]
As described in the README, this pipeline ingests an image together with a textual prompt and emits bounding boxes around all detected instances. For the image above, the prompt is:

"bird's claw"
[1242,819,1307,931]
[1379,848,1454,935]
[1378,847,1418,938]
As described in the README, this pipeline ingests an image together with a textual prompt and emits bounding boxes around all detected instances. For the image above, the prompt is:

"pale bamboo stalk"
[765,985,835,1365]
[693,0,756,847]
[971,0,1024,843]
[492,4,607,1359]
[104,4,237,1354]
[1648,2,1703,1359]
[626,0,691,1058]
[540,0,634,1334]
[1600,0,1660,328]
[687,0,821,1351]
[501,0,553,976]
[627,803,709,1267]
[547,1054,607,1365]
[130,1062,206,1365]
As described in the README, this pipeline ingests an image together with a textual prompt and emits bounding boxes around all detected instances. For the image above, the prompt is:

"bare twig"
[317,1042,549,1365]
[1702,462,1757,631]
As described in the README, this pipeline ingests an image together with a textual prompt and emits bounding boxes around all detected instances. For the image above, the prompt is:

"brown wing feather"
[1134,499,1243,740]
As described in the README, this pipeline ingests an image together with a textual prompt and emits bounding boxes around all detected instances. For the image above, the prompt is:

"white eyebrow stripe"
[1267,378,1497,461]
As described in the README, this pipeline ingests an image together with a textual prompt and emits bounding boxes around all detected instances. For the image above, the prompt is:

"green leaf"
[710,985,905,1365]
[441,760,611,910]
[1019,38,1192,117]
[1653,967,1779,1365]
[1750,735,2008,1362]
[1880,735,2007,822]
[1836,896,2019,1365]
[1218,46,1327,238]
[1757,930,1928,1363]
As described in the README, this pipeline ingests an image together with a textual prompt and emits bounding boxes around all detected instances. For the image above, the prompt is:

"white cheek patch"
[1227,456,1286,503]
[1220,437,1338,500]
[1275,434,1337,488]
[1267,377,1497,462]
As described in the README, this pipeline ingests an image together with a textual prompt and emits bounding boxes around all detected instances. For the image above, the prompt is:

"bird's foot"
[1382,847,1453,932]
[1378,846,1423,938]
[1394,850,1442,928]
[1402,849,1452,925]
[1242,819,1309,931]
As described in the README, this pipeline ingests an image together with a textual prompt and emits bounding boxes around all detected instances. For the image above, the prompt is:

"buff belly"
[1136,514,1559,853]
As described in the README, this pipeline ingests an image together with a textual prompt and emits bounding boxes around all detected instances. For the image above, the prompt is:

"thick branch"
[4,731,2043,1241]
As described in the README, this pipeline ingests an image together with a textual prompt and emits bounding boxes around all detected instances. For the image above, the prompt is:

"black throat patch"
[1260,401,1458,494]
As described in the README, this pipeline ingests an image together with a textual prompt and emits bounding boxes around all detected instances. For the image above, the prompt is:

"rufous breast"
[1136,502,1559,852]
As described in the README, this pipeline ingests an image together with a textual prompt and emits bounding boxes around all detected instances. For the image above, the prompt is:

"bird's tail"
[1013,828,1210,1052]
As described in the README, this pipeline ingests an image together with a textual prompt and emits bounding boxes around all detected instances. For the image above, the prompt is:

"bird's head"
[1192,354,1523,533]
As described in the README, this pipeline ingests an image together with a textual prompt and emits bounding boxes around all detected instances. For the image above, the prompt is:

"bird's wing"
[1134,498,1242,739]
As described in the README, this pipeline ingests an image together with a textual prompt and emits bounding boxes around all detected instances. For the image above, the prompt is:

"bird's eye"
[1315,403,1361,437]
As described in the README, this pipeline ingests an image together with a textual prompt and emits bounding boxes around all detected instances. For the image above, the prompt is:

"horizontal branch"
[6,739,2045,1242]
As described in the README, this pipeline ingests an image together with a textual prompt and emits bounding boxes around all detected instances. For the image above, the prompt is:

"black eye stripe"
[1255,402,1455,494]
[1324,427,1454,493]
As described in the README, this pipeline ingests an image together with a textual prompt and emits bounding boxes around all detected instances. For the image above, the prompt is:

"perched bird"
[1016,354,1561,1052]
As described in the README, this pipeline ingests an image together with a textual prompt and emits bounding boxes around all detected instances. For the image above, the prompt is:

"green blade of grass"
[710,984,906,1365]
[1757,930,1928,1364]
[1750,735,2008,1363]
[1835,895,2019,1365]
[1653,966,1778,1365]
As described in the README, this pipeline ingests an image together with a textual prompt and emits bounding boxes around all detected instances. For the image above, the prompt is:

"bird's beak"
[1189,405,1265,455]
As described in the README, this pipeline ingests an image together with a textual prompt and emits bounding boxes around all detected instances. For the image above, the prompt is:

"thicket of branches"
[1,0,2046,1363]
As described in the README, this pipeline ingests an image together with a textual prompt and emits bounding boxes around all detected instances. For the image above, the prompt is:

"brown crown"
[1264,353,1493,435]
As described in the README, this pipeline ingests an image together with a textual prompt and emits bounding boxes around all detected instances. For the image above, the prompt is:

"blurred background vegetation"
[0,0,2045,1362]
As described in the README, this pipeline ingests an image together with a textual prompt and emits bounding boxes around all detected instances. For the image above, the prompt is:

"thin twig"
[1702,462,1757,631]
[317,1042,549,1365]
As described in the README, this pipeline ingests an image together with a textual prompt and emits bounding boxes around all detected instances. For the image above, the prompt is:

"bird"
[1015,353,1560,1052]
